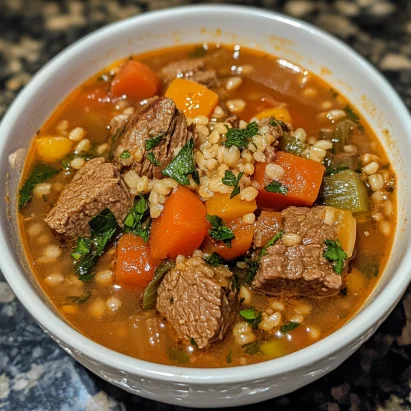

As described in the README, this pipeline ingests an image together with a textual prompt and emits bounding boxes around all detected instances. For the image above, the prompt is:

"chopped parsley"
[206,215,235,248]
[147,152,161,166]
[323,239,347,275]
[72,209,118,281]
[270,118,288,130]
[265,181,288,195]
[188,45,207,58]
[123,194,151,242]
[145,134,165,150]
[62,153,94,170]
[189,338,198,348]
[67,290,92,304]
[18,164,60,210]
[120,150,131,159]
[204,252,226,267]
[280,321,300,333]
[162,138,196,185]
[222,170,243,199]
[239,308,262,330]
[224,122,259,150]
[259,230,284,258]
[242,341,261,355]
[226,349,232,364]
[71,237,91,260]
[344,106,360,124]
[167,347,190,364]
[244,258,260,285]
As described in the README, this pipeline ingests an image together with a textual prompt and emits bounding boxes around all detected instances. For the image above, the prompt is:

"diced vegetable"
[322,169,370,215]
[325,206,356,258]
[325,119,355,152]
[279,133,305,157]
[143,260,176,310]
[36,137,72,163]
[165,78,218,118]
[254,107,291,123]
[111,60,160,101]
[205,193,257,221]
[116,233,160,287]
[254,152,325,211]
[18,163,60,210]
[260,339,289,359]
[150,186,207,259]
[203,218,255,260]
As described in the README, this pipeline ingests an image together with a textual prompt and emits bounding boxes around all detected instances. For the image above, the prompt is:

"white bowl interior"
[1,5,411,403]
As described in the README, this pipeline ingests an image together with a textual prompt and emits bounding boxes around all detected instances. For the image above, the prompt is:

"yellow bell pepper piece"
[36,136,73,162]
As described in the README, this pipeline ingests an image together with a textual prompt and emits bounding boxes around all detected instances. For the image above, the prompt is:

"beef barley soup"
[18,44,396,367]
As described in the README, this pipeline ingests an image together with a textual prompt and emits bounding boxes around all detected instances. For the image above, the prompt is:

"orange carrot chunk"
[111,60,160,101]
[203,217,256,260]
[165,78,218,118]
[116,233,160,287]
[205,193,257,221]
[151,186,207,259]
[254,151,325,211]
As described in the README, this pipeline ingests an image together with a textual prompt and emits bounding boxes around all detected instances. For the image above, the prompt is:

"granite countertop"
[1,0,411,410]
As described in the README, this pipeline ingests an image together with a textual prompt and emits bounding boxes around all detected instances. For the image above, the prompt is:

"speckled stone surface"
[1,0,411,410]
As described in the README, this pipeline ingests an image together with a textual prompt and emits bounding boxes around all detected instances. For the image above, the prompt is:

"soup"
[18,44,396,367]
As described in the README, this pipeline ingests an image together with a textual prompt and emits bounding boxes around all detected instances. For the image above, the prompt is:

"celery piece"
[322,169,370,215]
[279,133,305,156]
[260,339,288,359]
[325,119,355,153]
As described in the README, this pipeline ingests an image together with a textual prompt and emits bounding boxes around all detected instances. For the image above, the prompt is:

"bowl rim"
[1,4,411,384]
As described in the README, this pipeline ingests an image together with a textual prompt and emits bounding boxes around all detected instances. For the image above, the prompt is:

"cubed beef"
[253,211,283,248]
[252,206,343,297]
[160,58,218,88]
[113,97,192,179]
[45,157,132,240]
[156,257,239,349]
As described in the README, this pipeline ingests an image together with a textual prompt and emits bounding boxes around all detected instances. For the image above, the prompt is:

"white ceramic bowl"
[1,5,411,408]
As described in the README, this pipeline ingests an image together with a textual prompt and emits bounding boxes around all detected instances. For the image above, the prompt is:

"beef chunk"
[45,157,132,240]
[253,211,283,248]
[156,257,239,349]
[252,206,343,297]
[160,58,218,88]
[258,116,291,162]
[113,97,192,179]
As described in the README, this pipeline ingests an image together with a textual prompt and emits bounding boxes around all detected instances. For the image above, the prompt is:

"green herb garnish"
[280,322,300,333]
[188,45,207,58]
[244,258,260,285]
[206,215,235,248]
[147,152,161,166]
[162,138,196,185]
[67,290,92,304]
[344,106,360,123]
[242,341,261,355]
[189,338,198,348]
[239,308,262,330]
[167,347,190,364]
[259,230,284,258]
[62,153,94,170]
[120,150,131,159]
[143,260,176,310]
[222,170,243,199]
[145,134,165,150]
[72,209,118,281]
[71,237,91,260]
[123,194,152,242]
[18,164,59,210]
[265,181,288,195]
[323,239,347,275]
[224,122,259,150]
[204,252,226,267]
[226,349,232,364]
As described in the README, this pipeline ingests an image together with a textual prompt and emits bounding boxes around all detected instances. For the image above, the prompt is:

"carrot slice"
[203,217,256,260]
[254,151,325,211]
[151,186,207,259]
[165,78,218,118]
[116,233,160,287]
[205,193,257,221]
[111,60,160,101]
